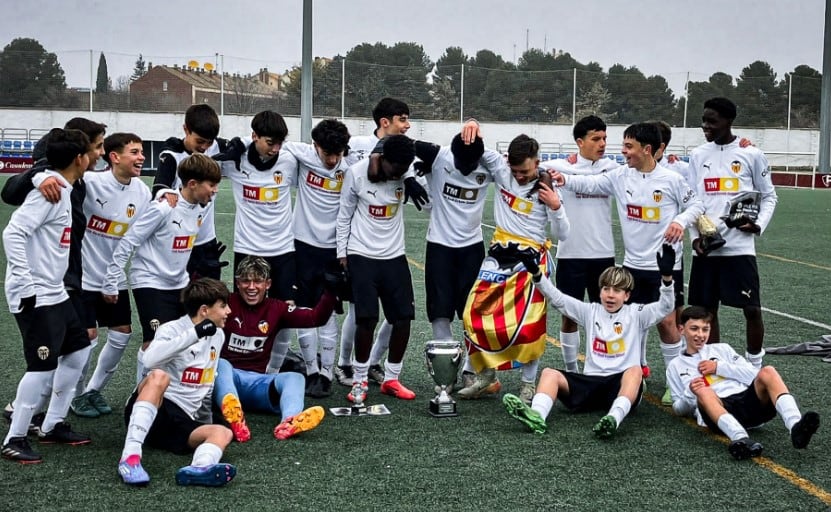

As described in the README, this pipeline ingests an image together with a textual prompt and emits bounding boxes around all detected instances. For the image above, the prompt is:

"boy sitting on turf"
[666,305,820,460]
[502,244,676,438]
[118,278,236,487]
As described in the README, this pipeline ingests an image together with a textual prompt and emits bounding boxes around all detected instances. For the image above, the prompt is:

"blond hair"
[598,266,634,292]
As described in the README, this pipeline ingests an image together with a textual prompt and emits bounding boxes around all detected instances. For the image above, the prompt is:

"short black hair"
[622,123,662,155]
[103,133,142,165]
[679,305,713,325]
[251,110,288,141]
[507,134,539,166]
[380,134,415,167]
[450,134,484,173]
[185,104,220,140]
[181,277,229,317]
[372,97,410,127]
[312,119,350,155]
[45,128,90,170]
[703,97,737,121]
[648,120,672,147]
[573,115,606,141]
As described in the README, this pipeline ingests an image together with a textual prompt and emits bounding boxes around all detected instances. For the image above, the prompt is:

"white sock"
[774,393,801,431]
[384,360,402,382]
[191,442,222,467]
[521,359,539,383]
[74,336,97,397]
[608,396,632,426]
[717,413,749,442]
[121,400,157,460]
[87,330,131,392]
[431,318,452,340]
[462,357,474,374]
[297,328,320,375]
[338,304,356,366]
[640,331,649,367]
[43,345,91,433]
[530,393,554,420]
[136,348,147,384]
[267,329,293,374]
[369,320,392,366]
[559,331,579,372]
[745,349,765,370]
[660,340,683,368]
[353,361,369,384]
[318,314,338,380]
[4,371,52,443]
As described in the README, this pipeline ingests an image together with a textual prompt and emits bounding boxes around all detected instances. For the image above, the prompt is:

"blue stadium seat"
[23,141,33,151]
[540,153,551,161]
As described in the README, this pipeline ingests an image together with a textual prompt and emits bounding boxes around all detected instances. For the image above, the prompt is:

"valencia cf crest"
[37,346,50,360]
[197,214,203,227]
[150,319,160,331]
[731,160,742,174]
[273,171,283,185]
[258,320,269,334]
[210,347,217,360]
[395,187,404,201]
[126,203,136,218]
[613,322,623,335]
[652,190,663,203]
[475,173,486,185]
[335,169,345,182]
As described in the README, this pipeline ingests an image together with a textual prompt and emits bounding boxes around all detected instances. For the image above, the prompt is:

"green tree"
[605,64,676,124]
[680,72,736,126]
[735,60,786,127]
[0,37,67,107]
[96,52,110,93]
[130,54,147,81]
[787,65,821,128]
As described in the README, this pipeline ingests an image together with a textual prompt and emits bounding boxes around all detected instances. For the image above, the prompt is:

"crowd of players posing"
[0,95,820,487]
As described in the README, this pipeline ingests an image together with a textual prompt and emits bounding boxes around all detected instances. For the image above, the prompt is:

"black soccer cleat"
[2,437,42,464]
[728,437,764,460]
[38,422,91,445]
[791,411,820,449]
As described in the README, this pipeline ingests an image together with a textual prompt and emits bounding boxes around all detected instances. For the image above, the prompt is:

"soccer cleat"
[334,365,354,387]
[38,422,91,445]
[304,373,321,396]
[791,411,820,449]
[306,375,333,398]
[220,393,251,443]
[1,436,42,464]
[729,437,764,460]
[380,379,416,400]
[347,381,368,404]
[457,369,501,400]
[273,406,325,440]
[70,393,100,418]
[367,364,385,385]
[85,390,112,415]
[661,388,673,406]
[502,393,547,434]
[592,415,618,439]
[118,456,150,486]
[461,371,476,389]
[519,381,535,405]
[175,463,236,487]
[641,365,651,379]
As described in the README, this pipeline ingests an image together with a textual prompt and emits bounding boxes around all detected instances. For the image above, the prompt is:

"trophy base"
[329,404,391,417]
[429,398,458,418]
[700,234,726,255]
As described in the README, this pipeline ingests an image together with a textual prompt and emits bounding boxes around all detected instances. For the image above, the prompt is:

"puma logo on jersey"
[703,163,712,171]
[172,219,183,229]
[741,289,752,299]
[367,190,377,197]
[234,317,242,328]
[95,198,108,208]
[239,168,251,178]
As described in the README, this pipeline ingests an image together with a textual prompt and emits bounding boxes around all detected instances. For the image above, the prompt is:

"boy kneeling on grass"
[118,278,236,487]
[503,244,675,438]
[666,305,820,460]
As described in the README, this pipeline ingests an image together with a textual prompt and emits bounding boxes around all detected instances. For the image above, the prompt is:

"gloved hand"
[403,177,429,211]
[213,137,246,171]
[19,295,36,312]
[194,319,217,338]
[656,244,676,277]
[516,247,541,281]
[188,239,229,280]
[487,241,521,264]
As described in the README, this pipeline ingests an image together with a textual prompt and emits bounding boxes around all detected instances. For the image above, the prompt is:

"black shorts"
[13,299,91,372]
[81,289,132,329]
[625,267,684,309]
[294,241,338,308]
[555,257,616,302]
[689,255,761,308]
[425,241,484,321]
[347,254,415,323]
[234,251,297,301]
[132,288,185,343]
[559,371,643,412]
[125,392,203,455]
[700,382,777,432]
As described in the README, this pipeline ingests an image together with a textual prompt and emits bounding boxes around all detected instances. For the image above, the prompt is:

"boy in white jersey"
[70,133,153,418]
[503,246,675,438]
[118,278,236,487]
[540,116,618,375]
[687,97,778,369]
[2,129,93,463]
[103,154,221,379]
[337,134,418,403]
[153,104,229,280]
[550,123,704,404]
[667,306,819,460]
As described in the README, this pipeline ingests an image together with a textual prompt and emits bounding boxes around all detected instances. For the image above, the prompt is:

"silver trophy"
[425,340,463,417]
[721,191,761,228]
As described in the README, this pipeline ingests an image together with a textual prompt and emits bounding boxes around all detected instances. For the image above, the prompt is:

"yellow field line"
[758,252,831,272]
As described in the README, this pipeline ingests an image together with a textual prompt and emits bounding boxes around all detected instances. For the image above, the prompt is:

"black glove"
[194,318,217,338]
[212,137,246,171]
[187,239,229,280]
[403,177,429,211]
[656,244,676,277]
[19,295,36,312]
[413,160,430,177]
[487,241,520,266]
[516,247,541,280]
[736,221,761,234]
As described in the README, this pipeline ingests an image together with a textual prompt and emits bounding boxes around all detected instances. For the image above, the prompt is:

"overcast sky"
[0,0,825,97]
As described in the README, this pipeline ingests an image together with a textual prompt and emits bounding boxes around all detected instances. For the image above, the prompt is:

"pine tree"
[131,54,147,81]
[96,52,110,93]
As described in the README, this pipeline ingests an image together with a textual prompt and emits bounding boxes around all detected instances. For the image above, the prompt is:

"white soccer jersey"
[81,170,152,291]
[283,141,351,249]
[541,156,617,259]
[158,140,222,245]
[142,314,225,422]
[688,139,777,257]
[424,146,494,247]
[337,158,406,259]
[103,190,209,294]
[480,150,570,245]
[348,134,380,162]
[661,157,693,188]
[535,275,674,375]
[564,164,703,271]
[3,171,72,313]
[666,342,759,426]
[220,138,297,257]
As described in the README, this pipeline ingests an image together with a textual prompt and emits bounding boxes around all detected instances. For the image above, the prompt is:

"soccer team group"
[0,95,821,487]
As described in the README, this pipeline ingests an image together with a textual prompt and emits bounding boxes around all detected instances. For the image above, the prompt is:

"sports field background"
[0,177,829,511]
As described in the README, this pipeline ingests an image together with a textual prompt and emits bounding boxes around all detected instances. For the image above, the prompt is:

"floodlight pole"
[818,0,831,174]
[300,0,313,143]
